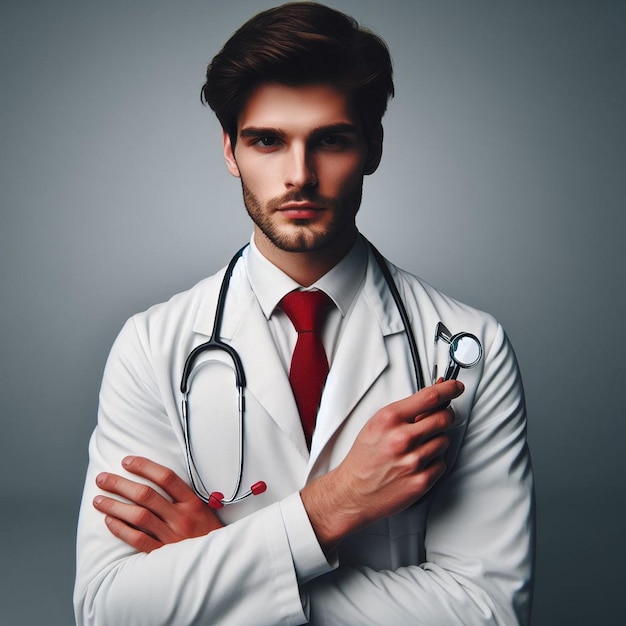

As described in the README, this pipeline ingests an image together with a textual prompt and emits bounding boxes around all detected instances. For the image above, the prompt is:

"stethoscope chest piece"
[435,322,483,381]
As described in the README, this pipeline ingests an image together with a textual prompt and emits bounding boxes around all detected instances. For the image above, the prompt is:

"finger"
[93,495,179,544]
[409,406,455,442]
[410,456,448,498]
[409,432,450,471]
[103,514,164,554]
[121,456,197,503]
[389,380,464,424]
[411,383,462,423]
[96,472,176,522]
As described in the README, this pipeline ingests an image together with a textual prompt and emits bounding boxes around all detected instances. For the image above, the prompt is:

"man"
[74,3,534,624]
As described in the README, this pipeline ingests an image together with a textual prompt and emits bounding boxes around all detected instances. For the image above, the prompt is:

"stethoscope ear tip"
[208,492,225,509]
[251,481,267,495]
[207,481,267,508]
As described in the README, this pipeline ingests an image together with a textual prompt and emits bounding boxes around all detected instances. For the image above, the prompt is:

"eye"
[316,134,353,150]
[319,134,344,147]
[254,136,281,148]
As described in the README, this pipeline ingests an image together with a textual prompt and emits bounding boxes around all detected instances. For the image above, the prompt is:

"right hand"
[301,379,464,552]
[94,456,224,553]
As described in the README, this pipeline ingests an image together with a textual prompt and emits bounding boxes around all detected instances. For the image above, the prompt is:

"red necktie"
[279,290,333,448]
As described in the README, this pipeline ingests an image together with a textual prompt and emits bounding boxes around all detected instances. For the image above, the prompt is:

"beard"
[241,181,362,253]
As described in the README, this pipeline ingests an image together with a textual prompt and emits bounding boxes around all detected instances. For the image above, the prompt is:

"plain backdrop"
[1,1,624,624]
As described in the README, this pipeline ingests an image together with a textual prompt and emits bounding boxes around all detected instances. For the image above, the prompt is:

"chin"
[273,231,330,253]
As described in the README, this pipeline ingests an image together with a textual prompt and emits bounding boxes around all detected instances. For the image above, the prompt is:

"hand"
[301,379,464,553]
[93,456,224,553]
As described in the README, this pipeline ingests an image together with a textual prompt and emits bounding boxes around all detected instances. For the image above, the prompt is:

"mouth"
[277,202,325,220]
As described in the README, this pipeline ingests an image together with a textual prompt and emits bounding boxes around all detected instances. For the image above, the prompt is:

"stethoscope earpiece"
[208,492,225,509]
[208,481,267,509]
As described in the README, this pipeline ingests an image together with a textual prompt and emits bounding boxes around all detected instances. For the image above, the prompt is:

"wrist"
[300,469,363,554]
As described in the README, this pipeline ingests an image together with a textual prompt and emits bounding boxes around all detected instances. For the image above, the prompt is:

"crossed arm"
[93,380,462,556]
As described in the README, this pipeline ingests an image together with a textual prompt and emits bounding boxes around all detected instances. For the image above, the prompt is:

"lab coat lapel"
[310,298,387,460]
[309,255,405,464]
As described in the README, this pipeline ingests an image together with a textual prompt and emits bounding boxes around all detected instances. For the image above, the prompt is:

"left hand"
[301,380,462,554]
[93,456,224,553]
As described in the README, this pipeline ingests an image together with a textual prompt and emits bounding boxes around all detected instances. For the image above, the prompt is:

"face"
[223,83,382,266]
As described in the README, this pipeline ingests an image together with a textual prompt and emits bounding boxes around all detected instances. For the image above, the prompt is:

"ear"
[222,131,241,178]
[363,124,383,175]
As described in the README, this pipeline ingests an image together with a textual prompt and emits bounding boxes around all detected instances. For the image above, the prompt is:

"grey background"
[1,1,624,624]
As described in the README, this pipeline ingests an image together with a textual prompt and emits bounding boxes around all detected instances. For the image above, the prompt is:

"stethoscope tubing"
[180,245,248,395]
[180,246,247,506]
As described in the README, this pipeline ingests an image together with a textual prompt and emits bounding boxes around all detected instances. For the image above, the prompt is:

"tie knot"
[279,290,333,333]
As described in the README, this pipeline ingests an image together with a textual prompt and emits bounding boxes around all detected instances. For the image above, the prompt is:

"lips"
[278,202,324,219]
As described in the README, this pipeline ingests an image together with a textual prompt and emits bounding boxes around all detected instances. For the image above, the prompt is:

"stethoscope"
[180,242,482,508]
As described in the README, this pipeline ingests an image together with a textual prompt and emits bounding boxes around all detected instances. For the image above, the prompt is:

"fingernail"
[93,496,103,506]
[456,381,465,393]
[95,472,107,485]
[122,456,133,467]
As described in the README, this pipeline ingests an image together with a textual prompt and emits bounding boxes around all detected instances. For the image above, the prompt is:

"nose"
[284,143,317,189]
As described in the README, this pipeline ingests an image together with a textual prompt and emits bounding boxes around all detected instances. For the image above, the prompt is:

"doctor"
[74,3,534,625]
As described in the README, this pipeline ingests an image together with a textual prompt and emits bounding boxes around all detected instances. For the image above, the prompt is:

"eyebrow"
[239,127,286,140]
[239,123,360,140]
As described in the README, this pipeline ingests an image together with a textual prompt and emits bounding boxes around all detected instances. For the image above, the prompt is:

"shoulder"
[399,265,497,325]
[391,263,522,404]
[367,249,501,345]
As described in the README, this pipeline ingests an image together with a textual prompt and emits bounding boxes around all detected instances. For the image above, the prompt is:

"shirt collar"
[245,234,368,319]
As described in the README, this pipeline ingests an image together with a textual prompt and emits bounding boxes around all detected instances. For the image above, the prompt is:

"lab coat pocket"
[337,502,429,570]
[387,502,429,568]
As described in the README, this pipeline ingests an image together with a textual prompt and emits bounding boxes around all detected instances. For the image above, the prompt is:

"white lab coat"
[74,245,534,625]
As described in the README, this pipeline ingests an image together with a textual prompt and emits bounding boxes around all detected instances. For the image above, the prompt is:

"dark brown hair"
[201,2,394,144]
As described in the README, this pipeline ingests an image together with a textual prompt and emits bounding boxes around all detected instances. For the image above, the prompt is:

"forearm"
[302,447,533,625]
[75,495,310,626]
[300,326,534,625]
[307,565,511,626]
[301,382,462,554]
[305,470,533,626]
[308,450,533,626]
[75,319,324,625]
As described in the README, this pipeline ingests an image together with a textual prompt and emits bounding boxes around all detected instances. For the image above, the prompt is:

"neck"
[253,229,357,286]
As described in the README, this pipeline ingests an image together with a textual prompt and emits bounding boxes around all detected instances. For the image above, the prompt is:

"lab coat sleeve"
[74,317,328,626]
[303,323,535,625]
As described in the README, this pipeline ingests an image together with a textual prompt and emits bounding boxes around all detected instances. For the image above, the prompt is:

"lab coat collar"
[245,234,368,319]
[190,238,403,339]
